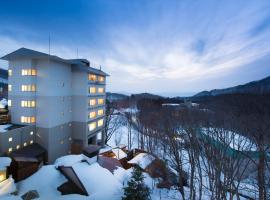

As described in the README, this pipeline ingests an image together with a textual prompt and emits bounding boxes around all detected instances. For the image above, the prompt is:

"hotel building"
[0,48,108,162]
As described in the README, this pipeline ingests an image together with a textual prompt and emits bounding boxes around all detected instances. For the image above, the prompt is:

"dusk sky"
[0,0,270,96]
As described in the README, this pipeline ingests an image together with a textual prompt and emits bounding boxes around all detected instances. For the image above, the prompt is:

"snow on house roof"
[54,154,84,167]
[0,157,11,170]
[128,153,156,169]
[111,148,127,160]
[0,99,7,109]
[0,124,12,133]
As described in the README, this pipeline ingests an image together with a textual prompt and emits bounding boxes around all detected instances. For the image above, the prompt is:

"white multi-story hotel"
[0,48,108,162]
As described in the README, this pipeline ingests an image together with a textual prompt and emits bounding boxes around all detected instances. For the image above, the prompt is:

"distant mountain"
[194,76,270,97]
[130,93,164,100]
[106,92,129,102]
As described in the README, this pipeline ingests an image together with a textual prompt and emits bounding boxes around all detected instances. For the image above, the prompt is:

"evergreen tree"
[122,166,151,200]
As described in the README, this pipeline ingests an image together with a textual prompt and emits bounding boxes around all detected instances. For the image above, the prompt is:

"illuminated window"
[89,99,96,106]
[8,69,12,76]
[22,69,37,76]
[89,122,96,131]
[21,116,36,124]
[21,100,36,107]
[0,170,7,182]
[60,140,64,144]
[98,109,104,116]
[8,100,11,107]
[88,74,97,81]
[8,84,12,92]
[98,76,105,82]
[8,137,12,142]
[8,148,12,153]
[98,87,104,94]
[16,145,20,150]
[30,140,33,144]
[98,119,104,127]
[24,142,27,147]
[21,84,36,92]
[89,111,96,119]
[89,87,96,94]
[30,131,33,135]
[98,98,104,105]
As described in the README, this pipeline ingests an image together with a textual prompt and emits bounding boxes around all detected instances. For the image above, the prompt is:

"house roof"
[9,143,46,159]
[98,156,123,173]
[83,145,101,158]
[58,166,88,196]
[1,47,109,76]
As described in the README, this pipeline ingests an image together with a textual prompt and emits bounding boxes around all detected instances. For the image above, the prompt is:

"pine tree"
[122,166,151,200]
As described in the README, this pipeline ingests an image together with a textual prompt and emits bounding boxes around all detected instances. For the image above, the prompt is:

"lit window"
[8,137,12,142]
[98,109,104,116]
[89,111,96,119]
[98,76,105,82]
[30,131,33,135]
[21,84,36,92]
[60,140,64,144]
[24,142,27,147]
[30,140,33,144]
[69,137,72,141]
[98,119,104,127]
[98,98,104,105]
[89,87,96,94]
[8,69,12,76]
[0,170,6,182]
[98,87,104,94]
[8,84,12,92]
[89,122,96,131]
[8,148,12,153]
[21,100,36,107]
[21,116,36,124]
[88,74,97,81]
[89,99,96,106]
[8,100,11,107]
[16,145,20,150]
[21,69,37,76]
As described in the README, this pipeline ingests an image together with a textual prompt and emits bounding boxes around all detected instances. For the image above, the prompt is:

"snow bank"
[128,153,155,169]
[0,177,16,197]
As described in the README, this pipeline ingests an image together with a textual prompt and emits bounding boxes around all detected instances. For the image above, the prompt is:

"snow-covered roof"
[128,153,156,169]
[112,148,127,160]
[0,157,11,170]
[0,125,12,133]
[162,103,180,106]
[54,154,83,167]
[0,99,7,109]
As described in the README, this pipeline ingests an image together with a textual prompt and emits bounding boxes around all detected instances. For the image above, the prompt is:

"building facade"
[1,48,108,162]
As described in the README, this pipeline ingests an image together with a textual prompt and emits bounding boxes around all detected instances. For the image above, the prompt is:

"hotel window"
[8,148,12,153]
[21,84,36,92]
[8,84,12,92]
[8,137,12,142]
[8,100,11,107]
[98,109,104,116]
[22,69,37,76]
[98,119,104,127]
[30,131,33,135]
[98,98,104,105]
[24,142,27,147]
[98,76,105,82]
[21,100,36,107]
[89,99,96,106]
[89,111,96,119]
[8,69,12,76]
[98,87,104,94]
[89,122,96,131]
[89,87,96,94]
[88,74,97,81]
[30,140,33,144]
[16,145,20,150]
[21,116,36,124]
